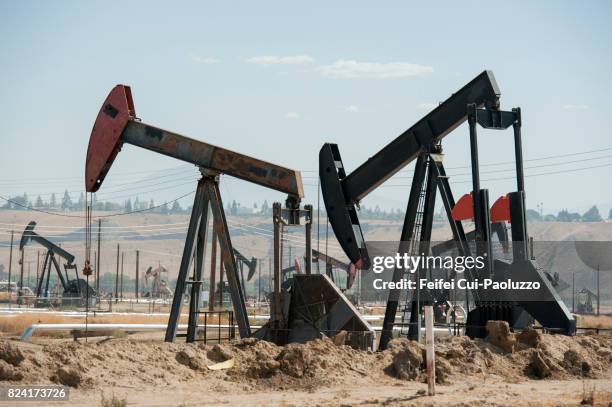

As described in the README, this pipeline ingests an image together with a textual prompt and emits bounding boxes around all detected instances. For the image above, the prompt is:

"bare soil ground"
[1,328,611,406]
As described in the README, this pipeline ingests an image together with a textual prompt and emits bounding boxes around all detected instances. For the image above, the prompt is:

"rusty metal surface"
[86,84,303,197]
[122,121,303,197]
[85,85,135,192]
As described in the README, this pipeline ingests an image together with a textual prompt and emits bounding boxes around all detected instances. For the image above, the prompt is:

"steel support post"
[468,104,483,241]
[187,198,210,342]
[511,107,529,259]
[304,205,312,275]
[379,154,428,350]
[44,254,53,298]
[36,251,49,297]
[408,156,438,341]
[208,229,217,311]
[207,180,251,338]
[272,203,283,326]
[467,104,493,278]
[50,254,67,289]
[165,179,207,342]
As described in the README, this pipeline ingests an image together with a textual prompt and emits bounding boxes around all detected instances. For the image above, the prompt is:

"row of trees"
[2,191,611,222]
[0,191,188,215]
[526,206,609,222]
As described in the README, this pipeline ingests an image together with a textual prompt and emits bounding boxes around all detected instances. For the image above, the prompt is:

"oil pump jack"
[234,248,257,294]
[86,85,304,342]
[20,221,95,306]
[319,70,575,350]
[312,249,358,290]
[85,85,373,347]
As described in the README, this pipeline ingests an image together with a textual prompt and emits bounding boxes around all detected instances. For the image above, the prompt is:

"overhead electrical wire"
[298,154,612,180]
[302,162,612,188]
[0,191,196,219]
[298,146,612,173]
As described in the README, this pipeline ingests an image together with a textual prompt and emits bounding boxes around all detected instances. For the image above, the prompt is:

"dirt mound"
[0,332,609,392]
[0,341,25,366]
[383,332,612,384]
[227,337,375,390]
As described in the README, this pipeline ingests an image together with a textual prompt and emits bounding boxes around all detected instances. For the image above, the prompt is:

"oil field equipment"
[312,249,358,290]
[234,247,257,295]
[254,202,374,349]
[19,221,96,306]
[85,85,373,348]
[319,70,575,350]
[143,264,172,299]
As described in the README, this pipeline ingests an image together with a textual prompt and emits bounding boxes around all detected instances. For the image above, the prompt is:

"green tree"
[35,196,44,208]
[526,209,542,221]
[557,209,580,222]
[581,205,602,222]
[77,192,85,211]
[171,201,182,214]
[50,193,57,209]
[124,199,132,213]
[61,190,73,210]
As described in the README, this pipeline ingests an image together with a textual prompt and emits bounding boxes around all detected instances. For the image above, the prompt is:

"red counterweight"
[85,85,135,192]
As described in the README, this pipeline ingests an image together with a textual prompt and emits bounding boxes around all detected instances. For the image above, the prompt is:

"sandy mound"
[0,330,610,392]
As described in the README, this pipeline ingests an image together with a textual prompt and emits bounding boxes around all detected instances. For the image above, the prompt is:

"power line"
[0,191,196,219]
[302,162,612,188]
[298,146,612,172]
[298,155,612,180]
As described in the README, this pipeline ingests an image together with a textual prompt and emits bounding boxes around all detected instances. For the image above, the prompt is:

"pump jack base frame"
[165,171,251,342]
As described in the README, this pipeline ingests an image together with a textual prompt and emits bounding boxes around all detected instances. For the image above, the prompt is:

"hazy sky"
[1,1,611,215]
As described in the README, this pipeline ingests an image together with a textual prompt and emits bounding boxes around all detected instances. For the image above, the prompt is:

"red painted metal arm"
[85,85,304,199]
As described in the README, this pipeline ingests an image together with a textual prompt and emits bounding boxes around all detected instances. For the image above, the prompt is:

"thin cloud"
[563,104,589,110]
[190,55,220,64]
[417,102,438,110]
[317,60,433,79]
[247,55,315,67]
[344,105,360,113]
[285,112,300,120]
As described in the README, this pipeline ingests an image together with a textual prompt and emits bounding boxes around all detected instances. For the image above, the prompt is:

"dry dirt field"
[1,327,611,406]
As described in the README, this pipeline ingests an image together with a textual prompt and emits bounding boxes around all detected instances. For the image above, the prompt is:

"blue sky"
[0,1,611,215]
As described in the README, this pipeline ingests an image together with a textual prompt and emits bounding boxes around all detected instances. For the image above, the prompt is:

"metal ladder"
[399,157,430,337]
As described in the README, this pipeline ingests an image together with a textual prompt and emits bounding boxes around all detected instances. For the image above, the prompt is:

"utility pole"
[26,261,32,293]
[424,305,436,396]
[219,260,224,308]
[257,257,262,303]
[120,252,124,299]
[572,271,575,313]
[36,250,40,289]
[597,264,600,316]
[18,247,24,305]
[96,219,101,293]
[115,244,120,302]
[7,231,14,306]
[268,257,272,293]
[93,251,97,292]
[135,250,139,302]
